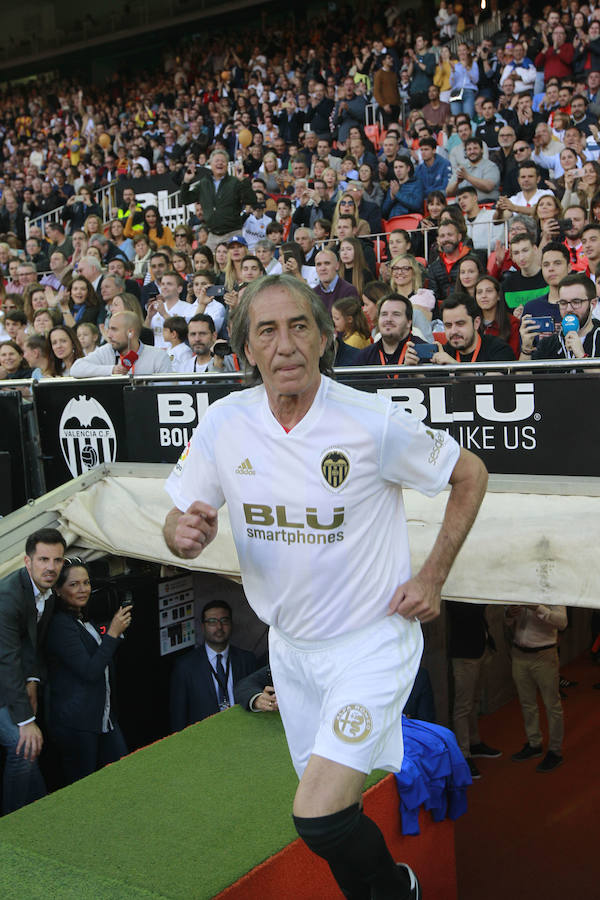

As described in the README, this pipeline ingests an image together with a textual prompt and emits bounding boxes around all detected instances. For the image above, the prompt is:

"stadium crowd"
[0,0,599,378]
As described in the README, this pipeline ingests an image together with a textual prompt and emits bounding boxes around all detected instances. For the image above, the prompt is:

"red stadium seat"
[383,214,423,233]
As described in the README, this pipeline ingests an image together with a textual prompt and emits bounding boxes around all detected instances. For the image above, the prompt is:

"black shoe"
[470,741,502,758]
[511,742,543,762]
[536,751,563,773]
[467,758,481,779]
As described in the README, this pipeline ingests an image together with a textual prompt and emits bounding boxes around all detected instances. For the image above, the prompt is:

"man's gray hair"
[89,234,108,246]
[104,274,126,290]
[209,148,230,163]
[510,214,537,241]
[255,238,275,252]
[230,274,335,384]
[80,255,102,272]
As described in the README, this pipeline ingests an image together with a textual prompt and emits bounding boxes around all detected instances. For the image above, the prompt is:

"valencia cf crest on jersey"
[321,449,350,489]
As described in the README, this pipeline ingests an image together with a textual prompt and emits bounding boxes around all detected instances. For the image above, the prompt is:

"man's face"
[545,84,559,105]
[572,98,586,119]
[558,283,592,327]
[317,140,330,159]
[437,225,461,255]
[510,238,535,270]
[513,43,525,62]
[382,136,397,158]
[101,277,121,302]
[498,127,515,148]
[160,274,181,300]
[588,72,600,92]
[108,259,126,279]
[559,89,571,107]
[188,320,216,356]
[210,153,229,179]
[443,305,480,352]
[292,161,307,179]
[244,286,327,402]
[420,144,434,163]
[482,102,495,121]
[18,266,37,285]
[541,250,569,287]
[24,541,65,591]
[150,255,167,281]
[316,251,338,285]
[465,142,483,164]
[517,166,539,192]
[458,122,471,143]
[335,219,354,240]
[343,78,355,99]
[78,260,97,282]
[457,192,478,216]
[123,188,135,205]
[277,202,291,221]
[565,208,587,240]
[582,228,600,261]
[378,300,411,344]
[106,315,133,352]
[241,259,262,281]
[295,230,313,254]
[202,605,232,652]
[428,85,439,102]
[50,252,66,273]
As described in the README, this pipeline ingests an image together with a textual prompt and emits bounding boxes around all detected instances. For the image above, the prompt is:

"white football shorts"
[268,615,423,779]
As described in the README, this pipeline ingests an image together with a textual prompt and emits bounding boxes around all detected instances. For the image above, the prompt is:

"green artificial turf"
[0,708,386,899]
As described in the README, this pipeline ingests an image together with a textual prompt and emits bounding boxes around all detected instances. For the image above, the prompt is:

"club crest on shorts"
[333,704,373,743]
[321,449,350,489]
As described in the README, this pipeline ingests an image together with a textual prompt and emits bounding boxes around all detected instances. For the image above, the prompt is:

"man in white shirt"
[77,255,103,293]
[145,272,196,349]
[0,528,66,813]
[495,160,554,218]
[457,186,505,252]
[71,312,173,376]
[163,274,487,900]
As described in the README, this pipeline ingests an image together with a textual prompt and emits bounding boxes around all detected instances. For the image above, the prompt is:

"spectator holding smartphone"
[46,558,131,786]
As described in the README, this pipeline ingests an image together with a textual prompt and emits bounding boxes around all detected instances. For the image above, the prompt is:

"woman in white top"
[449,44,479,118]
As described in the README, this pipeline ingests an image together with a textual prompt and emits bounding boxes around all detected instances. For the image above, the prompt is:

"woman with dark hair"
[48,325,84,376]
[193,246,215,274]
[382,157,425,219]
[561,160,600,213]
[361,281,389,339]
[65,275,101,326]
[456,253,485,298]
[414,191,449,258]
[46,557,131,786]
[125,204,175,249]
[358,163,383,207]
[0,340,32,379]
[475,275,520,356]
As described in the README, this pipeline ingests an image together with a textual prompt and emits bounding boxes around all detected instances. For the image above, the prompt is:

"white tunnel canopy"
[9,464,589,610]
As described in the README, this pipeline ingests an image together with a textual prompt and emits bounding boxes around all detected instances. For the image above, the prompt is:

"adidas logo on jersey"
[235,458,256,475]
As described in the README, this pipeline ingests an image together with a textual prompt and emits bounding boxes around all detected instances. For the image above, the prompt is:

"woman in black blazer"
[46,558,131,785]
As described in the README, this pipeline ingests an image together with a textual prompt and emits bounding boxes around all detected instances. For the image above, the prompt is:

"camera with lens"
[213,341,232,358]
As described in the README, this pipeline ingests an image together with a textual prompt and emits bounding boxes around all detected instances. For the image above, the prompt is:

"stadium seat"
[383,214,423,233]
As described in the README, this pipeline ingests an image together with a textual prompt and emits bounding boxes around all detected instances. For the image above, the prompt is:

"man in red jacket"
[535,24,574,81]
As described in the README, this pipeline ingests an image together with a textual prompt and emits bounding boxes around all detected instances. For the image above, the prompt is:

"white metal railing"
[25,181,118,240]
[448,11,502,55]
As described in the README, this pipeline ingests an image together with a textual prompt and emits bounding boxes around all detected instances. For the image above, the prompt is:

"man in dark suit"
[0,528,66,813]
[170,600,258,731]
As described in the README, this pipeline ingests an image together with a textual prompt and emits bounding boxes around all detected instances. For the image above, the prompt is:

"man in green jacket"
[180,149,257,250]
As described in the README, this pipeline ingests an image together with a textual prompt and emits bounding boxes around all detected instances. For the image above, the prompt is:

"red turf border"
[216,774,457,899]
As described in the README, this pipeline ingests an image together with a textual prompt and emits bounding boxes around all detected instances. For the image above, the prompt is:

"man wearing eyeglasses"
[520,272,600,360]
[169,600,257,731]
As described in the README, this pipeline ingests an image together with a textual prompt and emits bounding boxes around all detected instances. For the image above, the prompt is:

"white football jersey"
[165,376,460,640]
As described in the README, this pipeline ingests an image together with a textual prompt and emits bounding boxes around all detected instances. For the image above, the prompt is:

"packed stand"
[0,0,598,372]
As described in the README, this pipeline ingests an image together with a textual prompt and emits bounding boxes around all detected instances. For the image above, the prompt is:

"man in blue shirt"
[415,138,452,194]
